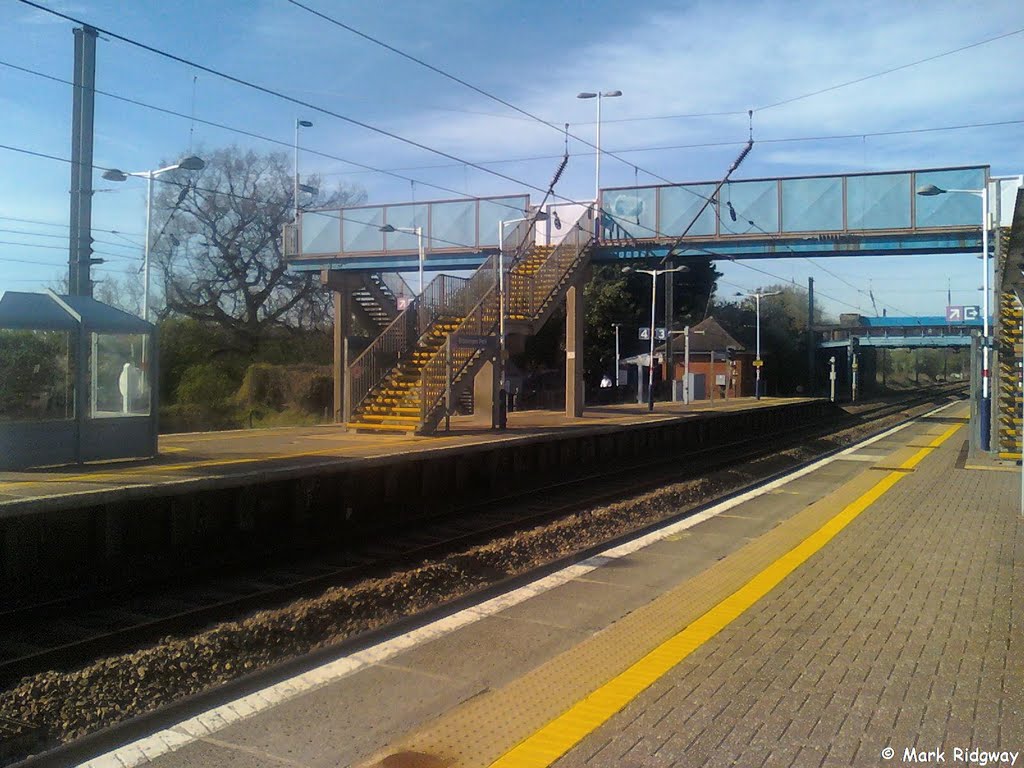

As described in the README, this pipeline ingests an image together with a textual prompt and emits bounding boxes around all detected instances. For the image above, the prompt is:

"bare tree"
[153,146,363,352]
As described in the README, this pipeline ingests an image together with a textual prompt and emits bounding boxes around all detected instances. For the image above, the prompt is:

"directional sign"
[946,305,980,323]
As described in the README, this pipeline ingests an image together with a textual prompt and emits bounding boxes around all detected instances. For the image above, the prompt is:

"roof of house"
[657,316,746,355]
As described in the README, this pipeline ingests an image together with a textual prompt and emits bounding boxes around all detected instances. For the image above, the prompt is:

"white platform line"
[79,400,957,767]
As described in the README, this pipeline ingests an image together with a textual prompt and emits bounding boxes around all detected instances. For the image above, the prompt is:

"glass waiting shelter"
[0,291,158,470]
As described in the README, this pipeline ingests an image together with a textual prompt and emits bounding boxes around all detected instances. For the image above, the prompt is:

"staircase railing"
[418,255,499,428]
[508,207,594,322]
[377,272,414,306]
[348,272,470,419]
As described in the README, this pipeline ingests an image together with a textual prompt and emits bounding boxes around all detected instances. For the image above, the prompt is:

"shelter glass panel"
[431,200,476,250]
[0,329,74,422]
[721,180,778,233]
[782,176,843,232]
[90,333,151,418]
[914,168,987,228]
[382,204,428,252]
[659,184,717,237]
[479,197,530,247]
[301,211,340,254]
[847,173,911,230]
[601,187,656,240]
[342,207,384,253]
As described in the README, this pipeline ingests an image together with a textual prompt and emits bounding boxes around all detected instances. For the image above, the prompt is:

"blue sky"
[1,0,1023,317]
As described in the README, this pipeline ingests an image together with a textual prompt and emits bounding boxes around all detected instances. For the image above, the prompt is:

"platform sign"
[946,305,981,322]
[638,327,667,340]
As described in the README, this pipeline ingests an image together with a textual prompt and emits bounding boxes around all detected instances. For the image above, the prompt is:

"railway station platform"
[0,397,809,510]
[77,399,1022,768]
[0,397,834,603]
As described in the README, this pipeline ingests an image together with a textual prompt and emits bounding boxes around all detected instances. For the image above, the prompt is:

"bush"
[159,402,240,433]
[175,363,237,406]
[235,363,332,414]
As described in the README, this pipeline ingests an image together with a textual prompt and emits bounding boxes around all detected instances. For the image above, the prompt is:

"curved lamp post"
[577,90,622,202]
[735,290,782,399]
[623,263,688,411]
[917,182,990,450]
[102,155,205,323]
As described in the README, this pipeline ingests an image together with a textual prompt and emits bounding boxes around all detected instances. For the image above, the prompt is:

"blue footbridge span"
[280,164,1020,445]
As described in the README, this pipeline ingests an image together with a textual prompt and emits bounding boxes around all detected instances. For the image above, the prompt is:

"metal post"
[342,336,352,427]
[445,334,452,432]
[613,322,621,390]
[69,26,97,297]
[594,93,602,202]
[648,270,656,411]
[143,171,154,323]
[293,120,300,223]
[497,221,506,395]
[829,355,836,402]
[807,276,815,393]
[710,350,716,401]
[980,185,991,451]
[683,325,691,404]
[1019,310,1023,516]
[755,293,762,400]
[417,226,424,296]
[852,353,859,402]
[665,257,674,385]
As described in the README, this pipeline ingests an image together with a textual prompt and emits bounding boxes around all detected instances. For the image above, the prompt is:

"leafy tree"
[152,146,364,353]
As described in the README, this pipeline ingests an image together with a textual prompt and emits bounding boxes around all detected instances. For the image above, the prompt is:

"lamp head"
[577,92,597,99]
[177,155,205,171]
[297,119,313,128]
[603,90,623,97]
[102,169,128,182]
[298,183,318,195]
[379,224,397,233]
[916,184,945,197]
[621,266,634,274]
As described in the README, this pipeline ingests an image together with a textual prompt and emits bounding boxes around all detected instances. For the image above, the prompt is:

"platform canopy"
[0,291,152,333]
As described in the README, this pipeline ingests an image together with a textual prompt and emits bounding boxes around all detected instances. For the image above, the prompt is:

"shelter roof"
[0,291,151,333]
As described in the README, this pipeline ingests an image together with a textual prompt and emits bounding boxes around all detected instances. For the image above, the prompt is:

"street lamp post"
[379,225,424,295]
[294,119,313,222]
[102,155,205,324]
[736,290,782,399]
[917,182,991,450]
[624,264,688,411]
[577,90,622,202]
[613,322,622,390]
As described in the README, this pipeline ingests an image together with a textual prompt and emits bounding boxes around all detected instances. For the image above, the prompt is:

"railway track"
[0,386,964,690]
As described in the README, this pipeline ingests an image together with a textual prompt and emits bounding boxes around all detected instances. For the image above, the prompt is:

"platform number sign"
[638,327,667,341]
[946,305,981,323]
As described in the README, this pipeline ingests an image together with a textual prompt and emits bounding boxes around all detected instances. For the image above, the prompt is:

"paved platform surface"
[0,396,810,510]
[82,397,1023,768]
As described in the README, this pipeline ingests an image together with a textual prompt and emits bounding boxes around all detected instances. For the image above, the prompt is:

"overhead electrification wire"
[0,58,527,217]
[0,239,139,261]
[283,0,690,190]
[0,213,143,239]
[313,118,1024,178]
[0,226,142,251]
[14,0,607,215]
[754,26,1024,112]
[0,142,488,254]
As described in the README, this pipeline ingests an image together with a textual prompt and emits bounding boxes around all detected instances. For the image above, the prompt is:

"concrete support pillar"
[324,270,353,424]
[473,357,498,427]
[566,278,585,418]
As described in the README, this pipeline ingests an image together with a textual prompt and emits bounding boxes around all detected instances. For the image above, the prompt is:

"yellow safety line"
[489,421,963,768]
[0,438,424,490]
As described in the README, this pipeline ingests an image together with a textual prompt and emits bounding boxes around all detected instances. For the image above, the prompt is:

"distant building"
[655,316,755,399]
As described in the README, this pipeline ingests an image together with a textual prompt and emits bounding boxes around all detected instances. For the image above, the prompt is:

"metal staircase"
[352,273,412,332]
[346,208,595,435]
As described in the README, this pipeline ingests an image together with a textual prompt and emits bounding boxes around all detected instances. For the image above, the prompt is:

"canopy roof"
[0,291,152,333]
